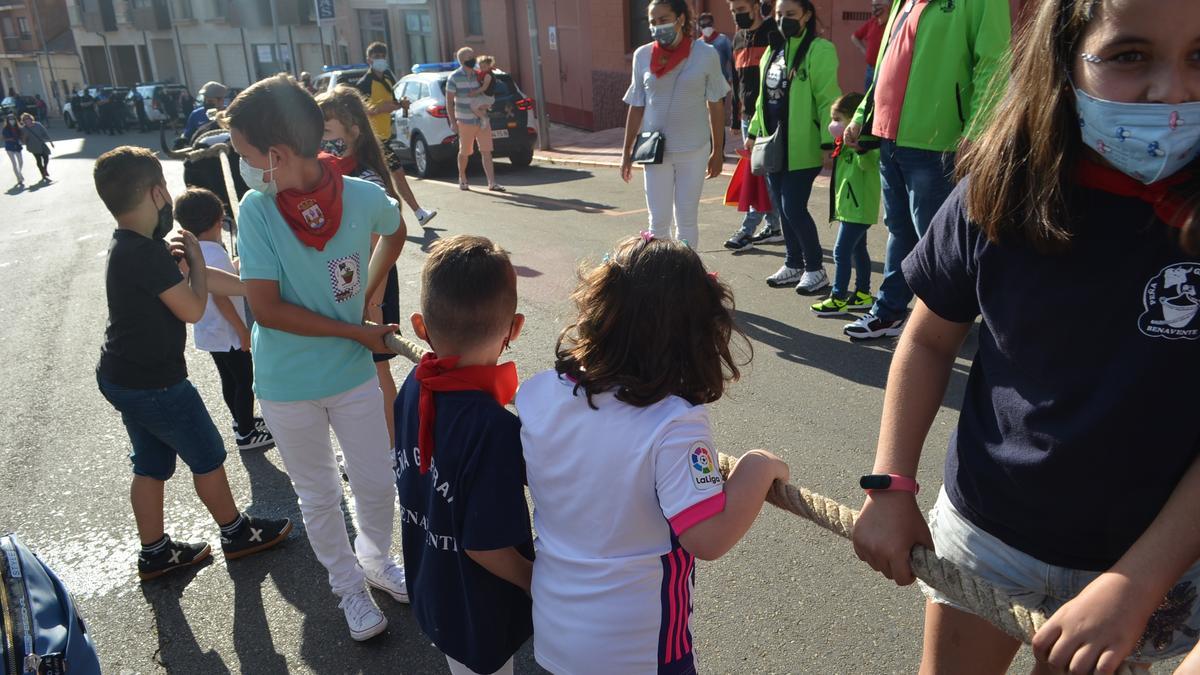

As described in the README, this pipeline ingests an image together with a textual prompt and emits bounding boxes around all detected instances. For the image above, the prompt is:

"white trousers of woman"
[641,147,708,247]
[6,150,22,184]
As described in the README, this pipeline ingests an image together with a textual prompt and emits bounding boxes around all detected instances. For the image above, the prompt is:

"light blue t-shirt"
[237,176,401,402]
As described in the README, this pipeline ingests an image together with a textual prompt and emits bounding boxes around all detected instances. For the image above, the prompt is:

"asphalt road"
[0,127,1043,674]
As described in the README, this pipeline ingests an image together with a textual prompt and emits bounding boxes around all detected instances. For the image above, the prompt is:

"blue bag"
[0,534,101,675]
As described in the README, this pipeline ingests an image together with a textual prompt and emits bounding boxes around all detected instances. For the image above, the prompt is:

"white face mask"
[1075,88,1200,185]
[828,120,846,141]
[371,59,388,73]
[701,26,715,38]
[240,154,277,195]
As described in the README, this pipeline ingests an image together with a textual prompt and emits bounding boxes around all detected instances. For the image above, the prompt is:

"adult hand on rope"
[851,490,933,586]
[1032,572,1156,675]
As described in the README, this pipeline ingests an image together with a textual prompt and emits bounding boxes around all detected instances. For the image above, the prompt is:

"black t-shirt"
[97,230,187,389]
[903,179,1200,570]
[394,374,534,673]
[732,17,779,115]
[762,49,789,135]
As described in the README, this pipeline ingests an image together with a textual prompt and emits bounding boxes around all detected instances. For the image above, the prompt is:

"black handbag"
[632,131,665,164]
[630,53,688,165]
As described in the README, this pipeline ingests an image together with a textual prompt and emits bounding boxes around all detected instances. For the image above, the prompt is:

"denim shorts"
[922,487,1200,664]
[97,375,227,481]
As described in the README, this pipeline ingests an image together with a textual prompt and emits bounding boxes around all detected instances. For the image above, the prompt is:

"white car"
[312,65,369,96]
[389,64,538,178]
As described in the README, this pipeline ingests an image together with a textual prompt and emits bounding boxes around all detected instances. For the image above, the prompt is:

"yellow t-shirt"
[356,70,397,140]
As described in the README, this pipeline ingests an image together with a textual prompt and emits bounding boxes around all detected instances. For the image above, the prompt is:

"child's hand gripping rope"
[363,321,428,363]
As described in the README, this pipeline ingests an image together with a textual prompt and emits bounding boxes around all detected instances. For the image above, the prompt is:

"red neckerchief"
[701,31,717,44]
[274,154,344,251]
[414,352,519,475]
[651,35,692,78]
[831,136,845,159]
[328,152,360,179]
[1074,158,1194,229]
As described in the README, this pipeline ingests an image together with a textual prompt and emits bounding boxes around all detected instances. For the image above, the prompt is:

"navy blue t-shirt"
[394,371,534,673]
[904,179,1200,571]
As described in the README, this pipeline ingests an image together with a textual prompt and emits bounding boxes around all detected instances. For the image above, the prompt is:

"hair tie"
[639,230,655,244]
[708,271,719,280]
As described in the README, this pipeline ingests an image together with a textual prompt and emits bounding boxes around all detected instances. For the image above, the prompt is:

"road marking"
[420,179,728,217]
[76,233,99,242]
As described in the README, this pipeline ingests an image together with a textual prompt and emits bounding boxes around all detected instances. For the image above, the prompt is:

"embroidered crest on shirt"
[298,199,325,229]
[689,442,722,491]
[1139,263,1200,340]
[328,252,361,303]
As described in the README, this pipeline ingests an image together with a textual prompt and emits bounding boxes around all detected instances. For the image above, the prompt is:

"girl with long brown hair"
[316,85,408,445]
[851,0,1200,672]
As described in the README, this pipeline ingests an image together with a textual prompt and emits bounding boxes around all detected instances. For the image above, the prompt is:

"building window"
[173,0,193,20]
[405,10,433,67]
[465,0,482,36]
[358,9,390,58]
[253,43,293,80]
[17,17,30,38]
[628,0,652,51]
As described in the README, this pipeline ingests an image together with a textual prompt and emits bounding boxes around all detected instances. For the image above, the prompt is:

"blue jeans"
[97,375,227,481]
[864,65,875,93]
[766,167,824,271]
[873,140,956,322]
[833,221,871,298]
[735,120,781,237]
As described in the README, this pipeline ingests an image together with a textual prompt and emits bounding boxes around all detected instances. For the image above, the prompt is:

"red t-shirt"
[853,16,886,66]
[872,0,930,141]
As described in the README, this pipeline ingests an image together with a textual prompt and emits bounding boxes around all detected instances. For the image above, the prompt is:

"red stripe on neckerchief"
[274,153,344,251]
[1074,158,1194,229]
[414,352,518,475]
[651,36,693,78]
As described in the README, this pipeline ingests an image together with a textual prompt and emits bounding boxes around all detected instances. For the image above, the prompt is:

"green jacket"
[852,0,1011,152]
[748,35,842,172]
[829,143,881,225]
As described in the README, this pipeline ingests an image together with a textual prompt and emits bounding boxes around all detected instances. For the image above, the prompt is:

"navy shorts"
[97,375,227,481]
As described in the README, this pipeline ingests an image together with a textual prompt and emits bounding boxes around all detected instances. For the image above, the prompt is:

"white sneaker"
[364,562,410,604]
[795,268,830,295]
[339,589,387,641]
[415,208,438,227]
[766,265,803,288]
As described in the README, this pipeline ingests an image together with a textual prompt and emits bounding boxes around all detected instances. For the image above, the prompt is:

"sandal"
[459,182,470,191]
[488,184,507,193]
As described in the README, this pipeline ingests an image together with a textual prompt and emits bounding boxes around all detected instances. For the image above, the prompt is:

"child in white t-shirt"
[516,234,790,675]
[174,188,273,452]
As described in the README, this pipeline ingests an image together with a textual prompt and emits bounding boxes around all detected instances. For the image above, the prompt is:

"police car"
[389,62,538,178]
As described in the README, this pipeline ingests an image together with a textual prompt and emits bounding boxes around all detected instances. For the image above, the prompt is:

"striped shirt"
[446,67,482,126]
[623,40,731,155]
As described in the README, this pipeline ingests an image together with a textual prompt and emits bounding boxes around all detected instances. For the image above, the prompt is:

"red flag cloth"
[650,35,692,78]
[724,150,773,213]
[414,352,519,475]
[1074,158,1193,229]
[274,153,345,251]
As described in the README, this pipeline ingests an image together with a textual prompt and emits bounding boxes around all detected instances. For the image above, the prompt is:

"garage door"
[15,61,44,100]
[184,44,219,91]
[217,44,250,87]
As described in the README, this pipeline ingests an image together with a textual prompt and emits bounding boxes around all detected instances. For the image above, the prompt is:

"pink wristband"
[859,473,920,494]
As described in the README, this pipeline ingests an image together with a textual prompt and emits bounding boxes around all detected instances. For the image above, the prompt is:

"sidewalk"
[533,122,743,176]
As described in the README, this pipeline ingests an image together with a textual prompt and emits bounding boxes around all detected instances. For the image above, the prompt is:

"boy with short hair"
[94,146,291,582]
[219,74,410,641]
[396,235,533,675]
[174,187,274,452]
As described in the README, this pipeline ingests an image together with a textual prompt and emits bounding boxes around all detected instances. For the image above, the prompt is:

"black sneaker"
[843,313,905,340]
[221,515,292,561]
[138,536,211,581]
[724,231,754,251]
[236,427,275,451]
[751,227,784,245]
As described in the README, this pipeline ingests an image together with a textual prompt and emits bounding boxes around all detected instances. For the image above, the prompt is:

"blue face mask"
[239,154,277,196]
[1075,88,1200,185]
[650,23,678,47]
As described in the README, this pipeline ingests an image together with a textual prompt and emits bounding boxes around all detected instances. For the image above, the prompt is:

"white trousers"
[6,150,22,183]
[260,378,396,598]
[446,655,514,675]
[641,147,709,247]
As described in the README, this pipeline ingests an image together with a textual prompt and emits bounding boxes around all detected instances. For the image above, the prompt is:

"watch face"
[859,474,893,490]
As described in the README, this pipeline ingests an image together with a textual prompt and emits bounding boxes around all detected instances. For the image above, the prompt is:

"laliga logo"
[690,445,721,489]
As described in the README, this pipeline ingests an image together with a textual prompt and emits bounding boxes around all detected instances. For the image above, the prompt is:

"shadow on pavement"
[445,159,594,188]
[735,309,974,409]
[140,560,232,673]
[408,224,446,252]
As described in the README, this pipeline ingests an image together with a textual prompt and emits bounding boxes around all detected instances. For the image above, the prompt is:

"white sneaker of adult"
[339,589,388,641]
[766,265,803,288]
[795,268,830,295]
[416,208,438,226]
[364,562,410,604]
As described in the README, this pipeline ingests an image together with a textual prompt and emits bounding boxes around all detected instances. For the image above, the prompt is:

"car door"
[391,79,417,153]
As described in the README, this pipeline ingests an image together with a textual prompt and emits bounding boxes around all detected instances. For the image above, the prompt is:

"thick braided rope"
[384,332,428,363]
[717,453,1048,644]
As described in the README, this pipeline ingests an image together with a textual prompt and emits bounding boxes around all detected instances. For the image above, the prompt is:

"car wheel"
[509,144,534,169]
[65,112,75,129]
[413,135,438,179]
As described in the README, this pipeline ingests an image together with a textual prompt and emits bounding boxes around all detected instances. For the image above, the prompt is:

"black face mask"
[463,58,477,69]
[734,11,755,29]
[152,192,174,240]
[779,17,804,39]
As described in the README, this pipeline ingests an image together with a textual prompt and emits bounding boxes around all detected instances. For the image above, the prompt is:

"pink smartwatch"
[859,473,920,495]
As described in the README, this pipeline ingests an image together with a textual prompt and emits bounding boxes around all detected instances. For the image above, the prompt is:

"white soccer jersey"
[516,370,726,675]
